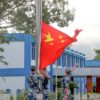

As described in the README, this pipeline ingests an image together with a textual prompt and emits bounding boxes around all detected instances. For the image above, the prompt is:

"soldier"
[40,68,50,100]
[62,64,78,100]
[27,66,42,100]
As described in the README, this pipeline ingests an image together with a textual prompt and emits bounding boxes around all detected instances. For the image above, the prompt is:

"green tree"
[0,0,75,66]
[0,0,75,35]
[0,30,8,65]
[0,43,7,65]
[94,49,100,60]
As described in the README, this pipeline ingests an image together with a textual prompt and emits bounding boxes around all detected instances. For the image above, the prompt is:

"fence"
[74,93,100,100]
[0,94,10,100]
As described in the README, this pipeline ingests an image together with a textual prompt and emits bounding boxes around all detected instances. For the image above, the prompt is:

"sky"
[52,0,100,59]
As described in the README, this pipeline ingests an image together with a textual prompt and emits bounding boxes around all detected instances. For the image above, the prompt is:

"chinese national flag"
[39,21,82,70]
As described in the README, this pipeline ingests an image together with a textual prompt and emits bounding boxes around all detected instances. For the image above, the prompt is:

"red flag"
[39,21,82,70]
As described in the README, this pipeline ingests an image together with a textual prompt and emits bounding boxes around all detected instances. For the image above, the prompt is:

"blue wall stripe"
[0,68,26,76]
[24,35,32,88]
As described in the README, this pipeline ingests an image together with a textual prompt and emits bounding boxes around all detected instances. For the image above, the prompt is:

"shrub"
[49,92,56,100]
[10,95,14,100]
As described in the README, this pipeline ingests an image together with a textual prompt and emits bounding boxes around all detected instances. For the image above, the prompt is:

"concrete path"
[74,94,100,100]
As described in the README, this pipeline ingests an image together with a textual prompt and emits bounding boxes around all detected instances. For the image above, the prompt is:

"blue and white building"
[51,47,86,93]
[1,33,98,94]
[0,33,34,92]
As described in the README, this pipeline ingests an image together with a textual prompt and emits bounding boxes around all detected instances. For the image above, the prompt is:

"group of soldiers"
[27,64,78,100]
[27,66,50,100]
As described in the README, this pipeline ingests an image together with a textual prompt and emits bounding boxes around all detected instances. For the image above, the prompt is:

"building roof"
[4,33,34,42]
[64,47,85,58]
[85,60,100,67]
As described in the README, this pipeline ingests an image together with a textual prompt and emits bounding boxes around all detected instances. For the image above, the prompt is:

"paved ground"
[74,94,100,100]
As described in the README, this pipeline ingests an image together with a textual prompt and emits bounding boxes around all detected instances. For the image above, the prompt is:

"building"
[0,33,33,95]
[0,33,100,95]
[85,60,100,93]
[52,47,86,93]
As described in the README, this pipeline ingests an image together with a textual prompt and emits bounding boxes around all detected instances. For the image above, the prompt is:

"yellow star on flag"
[59,35,63,39]
[45,32,54,42]
[61,40,65,43]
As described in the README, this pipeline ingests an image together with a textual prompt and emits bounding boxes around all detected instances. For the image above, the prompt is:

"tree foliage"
[94,49,100,60]
[0,0,75,65]
[0,29,8,65]
[0,47,8,65]
[0,0,75,35]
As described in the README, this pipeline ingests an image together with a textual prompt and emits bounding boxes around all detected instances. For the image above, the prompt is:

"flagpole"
[35,0,42,99]
[35,0,42,70]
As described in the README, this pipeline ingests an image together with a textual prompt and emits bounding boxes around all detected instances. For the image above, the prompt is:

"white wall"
[0,42,24,68]
[53,68,100,76]
[0,76,25,90]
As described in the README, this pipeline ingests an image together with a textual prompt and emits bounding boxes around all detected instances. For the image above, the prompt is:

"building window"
[61,52,67,67]
[80,59,84,68]
[57,56,61,66]
[72,56,75,66]
[67,55,70,67]
[63,54,67,67]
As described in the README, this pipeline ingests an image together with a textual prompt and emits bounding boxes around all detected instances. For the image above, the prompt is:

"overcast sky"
[52,0,100,59]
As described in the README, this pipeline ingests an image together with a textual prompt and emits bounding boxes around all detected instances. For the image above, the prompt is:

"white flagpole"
[35,0,43,100]
[35,0,42,70]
